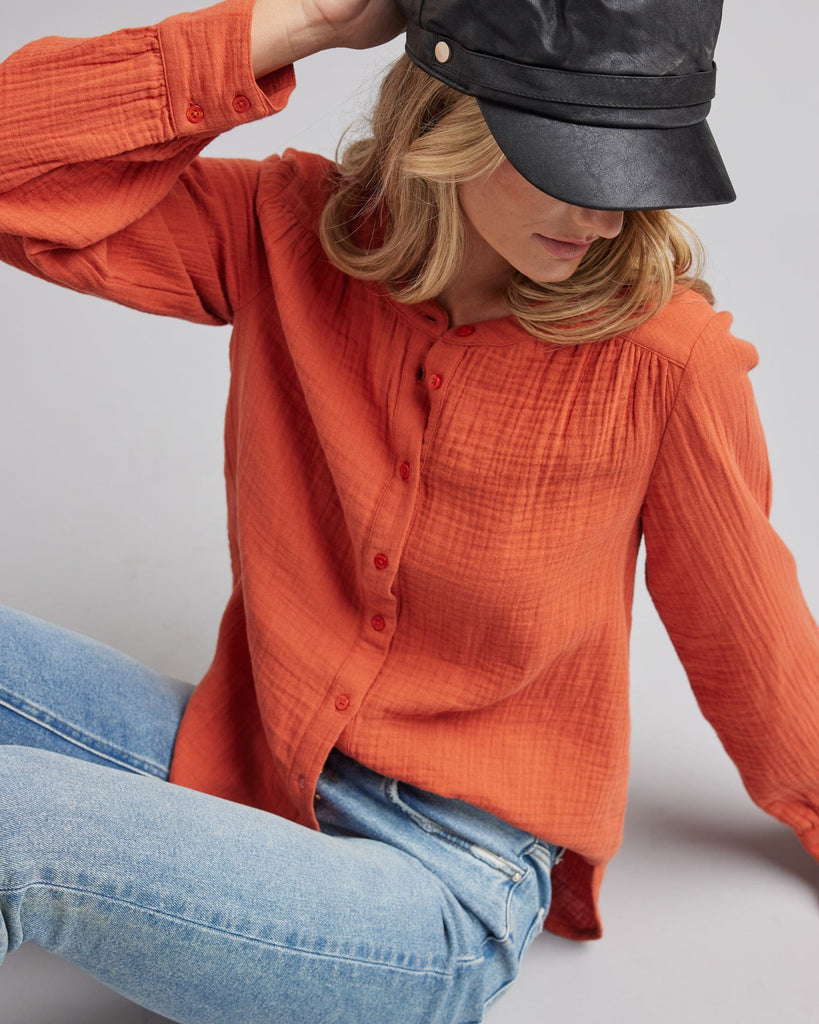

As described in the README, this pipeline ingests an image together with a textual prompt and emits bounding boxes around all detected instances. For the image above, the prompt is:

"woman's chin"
[524,262,582,285]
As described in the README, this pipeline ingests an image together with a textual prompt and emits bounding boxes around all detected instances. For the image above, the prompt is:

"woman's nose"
[574,206,624,239]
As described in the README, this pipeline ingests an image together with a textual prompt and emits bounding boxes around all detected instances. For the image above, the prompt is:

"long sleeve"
[642,312,819,860]
[0,0,295,324]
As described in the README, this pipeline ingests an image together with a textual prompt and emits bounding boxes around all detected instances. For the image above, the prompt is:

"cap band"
[406,22,716,128]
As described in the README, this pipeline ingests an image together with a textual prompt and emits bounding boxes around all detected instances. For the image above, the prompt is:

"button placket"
[287,329,440,827]
[416,344,468,477]
[366,534,395,631]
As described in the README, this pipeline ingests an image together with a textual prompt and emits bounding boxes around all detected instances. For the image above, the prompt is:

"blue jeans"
[0,606,560,1024]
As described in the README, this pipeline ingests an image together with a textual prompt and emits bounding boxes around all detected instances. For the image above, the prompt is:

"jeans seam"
[0,689,165,777]
[480,911,545,1014]
[6,880,466,977]
[384,779,525,882]
[525,838,561,871]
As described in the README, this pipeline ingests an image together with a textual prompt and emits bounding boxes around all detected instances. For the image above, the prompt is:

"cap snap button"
[434,40,452,63]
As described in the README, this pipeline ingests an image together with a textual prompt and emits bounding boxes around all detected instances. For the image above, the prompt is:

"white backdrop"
[1,2,818,1022]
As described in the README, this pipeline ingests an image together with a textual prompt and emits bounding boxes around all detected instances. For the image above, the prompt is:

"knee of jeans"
[0,756,53,963]
[0,605,54,675]
[0,604,38,639]
[0,743,39,825]
[0,878,24,961]
[0,747,90,896]
[0,745,75,847]
[0,740,32,771]
[0,747,37,948]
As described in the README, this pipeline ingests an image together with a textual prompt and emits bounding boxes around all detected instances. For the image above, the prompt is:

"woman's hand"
[252,0,405,77]
[301,0,406,50]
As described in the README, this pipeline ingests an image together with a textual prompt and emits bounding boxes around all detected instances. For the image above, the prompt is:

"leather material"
[405,0,721,75]
[396,0,735,208]
[479,102,735,210]
[405,22,716,128]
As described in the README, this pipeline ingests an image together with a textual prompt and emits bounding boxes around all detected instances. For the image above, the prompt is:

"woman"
[1,0,818,1022]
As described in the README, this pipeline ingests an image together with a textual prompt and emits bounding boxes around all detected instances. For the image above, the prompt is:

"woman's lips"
[535,235,593,260]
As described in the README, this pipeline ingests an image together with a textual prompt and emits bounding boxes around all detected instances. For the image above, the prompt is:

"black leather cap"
[397,0,736,210]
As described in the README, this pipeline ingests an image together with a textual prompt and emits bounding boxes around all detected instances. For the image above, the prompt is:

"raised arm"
[0,0,403,324]
[251,0,405,76]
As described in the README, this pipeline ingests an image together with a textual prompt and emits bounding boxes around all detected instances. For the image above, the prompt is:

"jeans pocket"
[385,778,526,883]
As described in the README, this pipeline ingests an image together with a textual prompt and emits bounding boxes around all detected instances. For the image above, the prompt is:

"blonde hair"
[319,56,712,346]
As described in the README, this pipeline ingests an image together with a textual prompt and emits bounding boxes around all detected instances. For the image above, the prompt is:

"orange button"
[334,694,351,712]
[232,95,251,113]
[429,373,443,390]
[371,615,386,632]
[399,462,410,481]
[186,104,205,124]
[373,554,389,570]
[455,324,475,336]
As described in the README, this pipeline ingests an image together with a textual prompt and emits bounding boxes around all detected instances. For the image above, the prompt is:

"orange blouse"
[2,0,818,942]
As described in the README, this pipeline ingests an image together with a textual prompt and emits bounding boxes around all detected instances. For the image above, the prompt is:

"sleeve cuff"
[158,0,296,139]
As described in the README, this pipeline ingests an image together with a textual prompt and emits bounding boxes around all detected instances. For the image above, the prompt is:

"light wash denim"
[0,606,560,1024]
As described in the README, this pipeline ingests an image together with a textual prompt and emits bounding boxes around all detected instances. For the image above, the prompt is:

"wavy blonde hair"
[319,56,712,345]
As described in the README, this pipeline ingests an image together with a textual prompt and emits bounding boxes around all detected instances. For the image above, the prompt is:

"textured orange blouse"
[2,0,818,942]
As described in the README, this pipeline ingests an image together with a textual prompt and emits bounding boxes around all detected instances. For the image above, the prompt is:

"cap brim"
[478,98,736,210]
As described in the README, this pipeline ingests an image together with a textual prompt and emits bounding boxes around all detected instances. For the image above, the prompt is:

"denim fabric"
[0,606,559,1024]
